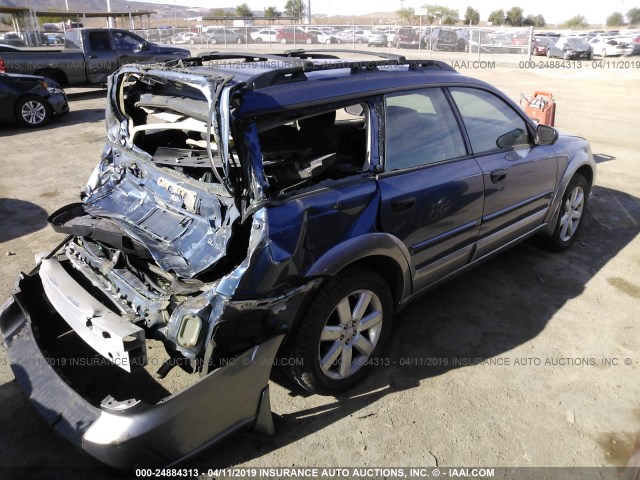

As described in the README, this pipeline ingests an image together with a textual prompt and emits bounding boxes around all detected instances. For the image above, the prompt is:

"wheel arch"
[542,151,596,237]
[33,68,68,86]
[304,233,412,305]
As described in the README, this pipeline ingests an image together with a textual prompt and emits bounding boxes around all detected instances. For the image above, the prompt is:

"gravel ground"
[0,52,638,479]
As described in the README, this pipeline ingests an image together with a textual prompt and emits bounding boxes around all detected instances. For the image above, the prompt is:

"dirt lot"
[0,52,639,478]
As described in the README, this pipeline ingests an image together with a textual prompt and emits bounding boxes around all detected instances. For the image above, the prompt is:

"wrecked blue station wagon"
[0,50,595,468]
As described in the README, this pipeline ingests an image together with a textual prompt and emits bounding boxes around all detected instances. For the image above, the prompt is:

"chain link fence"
[133,25,538,64]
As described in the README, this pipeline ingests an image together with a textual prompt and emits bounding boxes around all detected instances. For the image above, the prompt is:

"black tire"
[256,37,263,43]
[209,37,218,45]
[15,95,51,128]
[305,37,312,44]
[286,268,393,394]
[544,174,590,251]
[236,37,243,44]
[563,49,571,60]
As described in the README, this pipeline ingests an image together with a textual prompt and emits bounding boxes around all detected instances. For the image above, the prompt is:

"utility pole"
[106,0,114,28]
[307,0,312,25]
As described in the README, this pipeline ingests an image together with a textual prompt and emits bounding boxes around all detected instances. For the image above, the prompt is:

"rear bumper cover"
[0,271,282,469]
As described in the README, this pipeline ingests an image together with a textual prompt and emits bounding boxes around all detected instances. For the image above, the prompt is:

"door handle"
[390,196,416,213]
[88,55,98,59]
[490,169,507,183]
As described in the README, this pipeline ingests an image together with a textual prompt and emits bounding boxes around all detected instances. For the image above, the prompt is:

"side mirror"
[496,128,527,148]
[535,124,559,145]
[139,41,150,51]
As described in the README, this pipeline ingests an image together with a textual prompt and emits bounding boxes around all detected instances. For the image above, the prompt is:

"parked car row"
[588,34,640,57]
[170,30,247,45]
[537,33,640,60]
[384,27,532,52]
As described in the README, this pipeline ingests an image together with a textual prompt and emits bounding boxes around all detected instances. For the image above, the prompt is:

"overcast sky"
[128,0,631,25]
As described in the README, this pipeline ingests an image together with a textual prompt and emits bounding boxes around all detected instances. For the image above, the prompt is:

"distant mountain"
[1,0,200,16]
[1,0,400,23]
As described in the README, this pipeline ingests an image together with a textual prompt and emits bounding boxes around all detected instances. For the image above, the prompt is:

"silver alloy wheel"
[317,289,383,380]
[21,100,46,125]
[559,185,585,242]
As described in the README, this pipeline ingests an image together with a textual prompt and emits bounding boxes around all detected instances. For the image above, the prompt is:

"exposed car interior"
[257,103,370,194]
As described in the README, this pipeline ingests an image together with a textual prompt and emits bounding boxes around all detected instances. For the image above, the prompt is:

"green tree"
[531,14,546,27]
[442,14,459,25]
[464,6,480,25]
[488,9,505,25]
[626,7,640,24]
[264,6,280,17]
[606,12,625,26]
[562,15,588,28]
[422,5,459,25]
[284,0,306,18]
[236,3,253,17]
[396,7,417,24]
[506,6,524,26]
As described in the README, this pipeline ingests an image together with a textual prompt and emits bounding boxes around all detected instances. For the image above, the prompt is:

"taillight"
[0,58,6,73]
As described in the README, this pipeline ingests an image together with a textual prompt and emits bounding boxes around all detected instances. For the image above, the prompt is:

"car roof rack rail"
[281,49,456,73]
[196,51,312,67]
[282,48,407,62]
[163,51,313,69]
[163,50,457,90]
[408,60,457,72]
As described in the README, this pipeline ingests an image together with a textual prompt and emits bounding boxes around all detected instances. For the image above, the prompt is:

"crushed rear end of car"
[0,62,317,468]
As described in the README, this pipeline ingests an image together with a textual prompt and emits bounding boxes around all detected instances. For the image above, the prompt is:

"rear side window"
[113,31,143,51]
[450,87,531,154]
[384,88,467,171]
[88,31,113,52]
